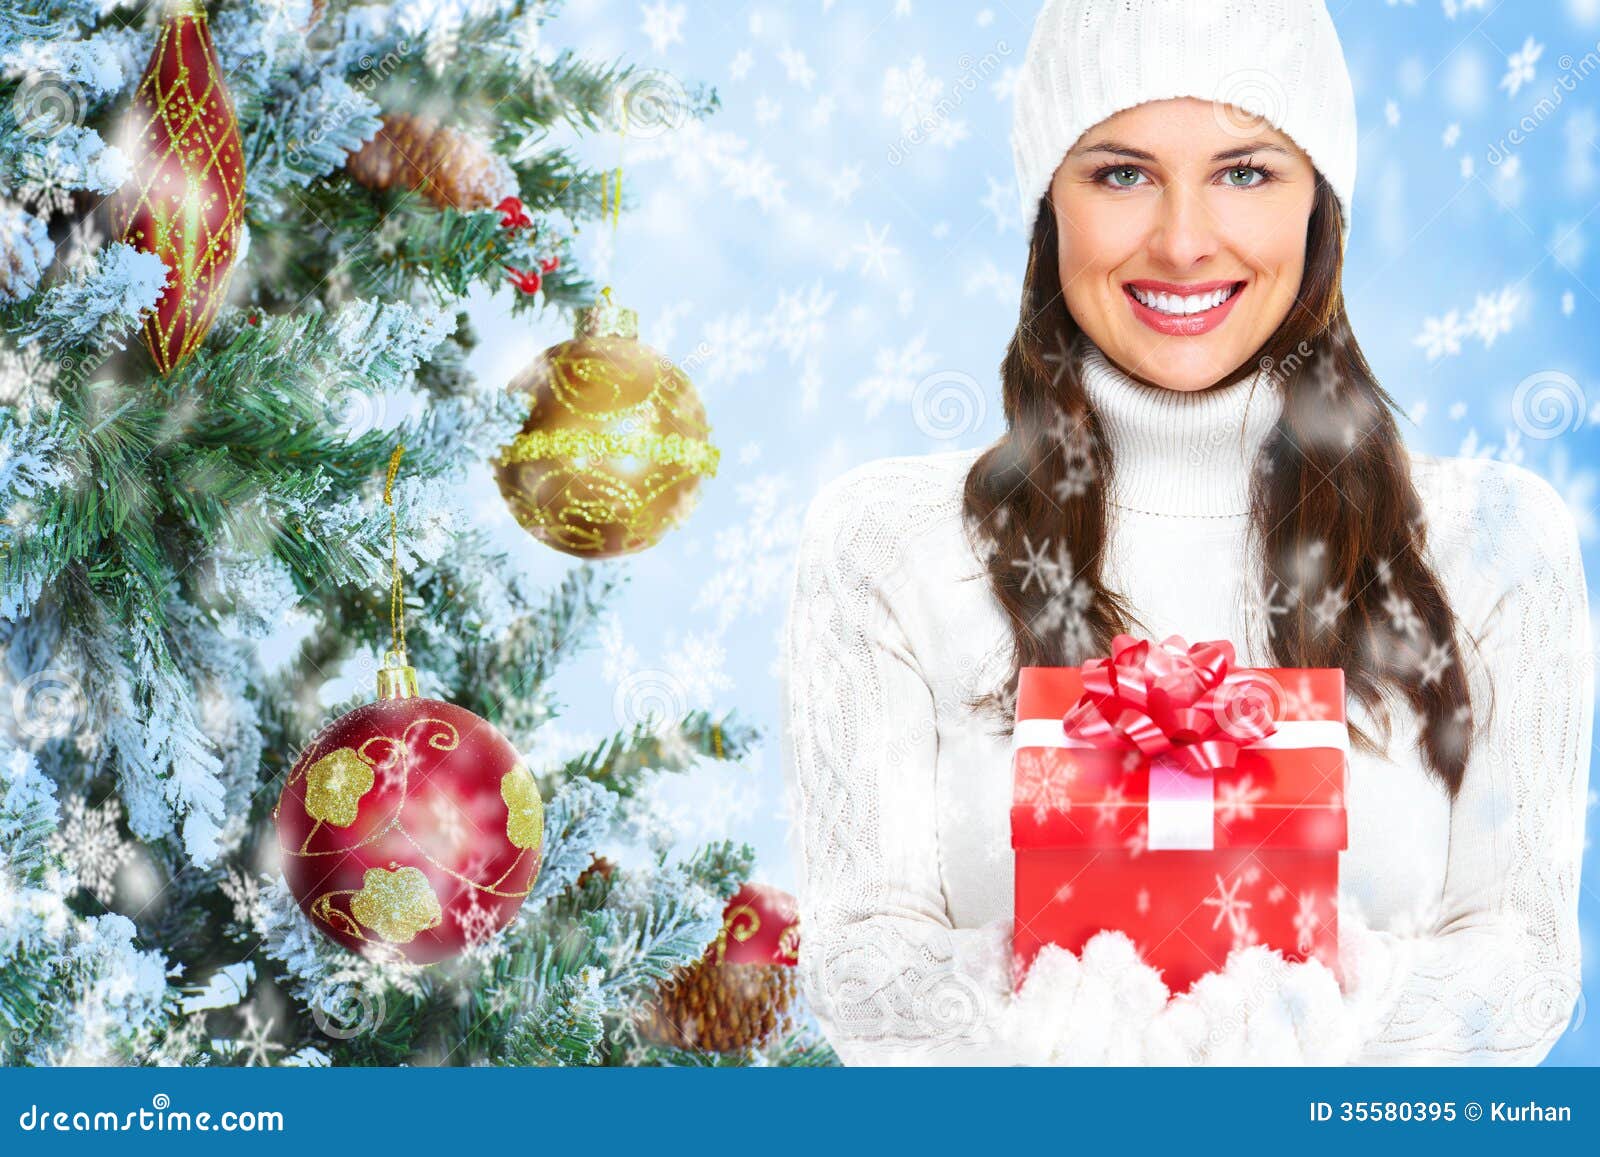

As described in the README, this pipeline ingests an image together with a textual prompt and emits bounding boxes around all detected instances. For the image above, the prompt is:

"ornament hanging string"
[383,444,407,659]
[601,95,627,237]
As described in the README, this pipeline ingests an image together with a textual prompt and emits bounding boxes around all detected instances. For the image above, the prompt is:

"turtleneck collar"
[1076,340,1284,518]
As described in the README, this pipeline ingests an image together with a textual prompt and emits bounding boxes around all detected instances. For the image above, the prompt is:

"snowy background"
[444,1,1600,1063]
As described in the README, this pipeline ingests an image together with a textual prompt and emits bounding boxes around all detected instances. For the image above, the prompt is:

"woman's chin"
[1105,340,1252,393]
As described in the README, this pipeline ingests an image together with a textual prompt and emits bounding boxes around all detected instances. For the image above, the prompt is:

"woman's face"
[1049,97,1318,393]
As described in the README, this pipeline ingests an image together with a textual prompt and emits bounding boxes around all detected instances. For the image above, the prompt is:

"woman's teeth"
[1129,284,1240,316]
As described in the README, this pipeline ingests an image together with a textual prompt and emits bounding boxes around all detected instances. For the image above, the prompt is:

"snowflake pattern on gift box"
[1280,674,1335,721]
[1124,820,1149,860]
[1135,887,1150,916]
[1293,890,1323,953]
[1202,872,1253,936]
[1097,780,1126,828]
[1015,748,1076,823]
[1217,773,1266,824]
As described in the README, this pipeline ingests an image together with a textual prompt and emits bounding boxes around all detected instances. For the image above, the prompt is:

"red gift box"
[1011,634,1348,996]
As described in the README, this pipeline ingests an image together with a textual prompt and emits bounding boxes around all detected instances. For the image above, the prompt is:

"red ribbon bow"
[1062,633,1278,779]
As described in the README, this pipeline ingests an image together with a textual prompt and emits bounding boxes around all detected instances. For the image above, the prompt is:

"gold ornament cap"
[574,288,637,341]
[376,649,419,700]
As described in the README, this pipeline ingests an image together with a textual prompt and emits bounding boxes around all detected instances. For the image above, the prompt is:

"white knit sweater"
[779,342,1594,1065]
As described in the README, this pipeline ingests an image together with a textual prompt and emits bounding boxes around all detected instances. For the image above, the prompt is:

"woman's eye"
[1104,166,1144,188]
[1224,166,1266,188]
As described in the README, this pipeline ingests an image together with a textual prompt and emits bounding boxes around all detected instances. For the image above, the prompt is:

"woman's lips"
[1123,280,1247,337]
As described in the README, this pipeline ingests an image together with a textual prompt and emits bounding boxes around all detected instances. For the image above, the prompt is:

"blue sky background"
[445,1,1600,1063]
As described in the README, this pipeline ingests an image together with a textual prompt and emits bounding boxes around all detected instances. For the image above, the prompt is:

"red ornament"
[273,656,543,964]
[716,883,801,964]
[539,255,560,274]
[505,265,542,295]
[109,0,246,374]
[496,196,532,230]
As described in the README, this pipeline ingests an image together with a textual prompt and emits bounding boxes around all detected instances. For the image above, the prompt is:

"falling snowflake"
[1309,586,1346,634]
[850,330,935,416]
[851,221,900,280]
[1010,533,1066,595]
[1499,35,1543,99]
[883,56,940,132]
[1413,310,1465,361]
[455,893,500,948]
[232,1006,285,1068]
[1047,407,1098,501]
[1417,638,1455,685]
[639,1,687,54]
[1382,589,1423,638]
[1467,287,1521,347]
[50,795,132,902]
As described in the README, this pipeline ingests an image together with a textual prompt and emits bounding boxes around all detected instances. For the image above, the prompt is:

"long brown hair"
[962,176,1482,798]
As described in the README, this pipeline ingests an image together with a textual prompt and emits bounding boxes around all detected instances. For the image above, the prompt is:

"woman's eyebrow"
[1068,140,1292,162]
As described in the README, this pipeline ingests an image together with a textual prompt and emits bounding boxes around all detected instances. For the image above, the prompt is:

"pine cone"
[635,958,799,1053]
[576,854,615,889]
[345,113,516,212]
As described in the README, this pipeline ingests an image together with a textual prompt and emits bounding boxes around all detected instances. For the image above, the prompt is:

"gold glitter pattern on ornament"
[776,922,801,964]
[302,748,374,827]
[714,904,760,964]
[349,866,443,943]
[495,426,720,474]
[500,764,544,850]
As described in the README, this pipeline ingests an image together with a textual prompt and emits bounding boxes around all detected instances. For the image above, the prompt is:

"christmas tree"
[0,0,831,1067]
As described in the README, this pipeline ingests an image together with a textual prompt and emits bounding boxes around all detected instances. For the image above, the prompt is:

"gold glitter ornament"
[492,289,720,558]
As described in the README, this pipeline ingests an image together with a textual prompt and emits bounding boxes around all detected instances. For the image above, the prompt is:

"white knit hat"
[1010,0,1358,237]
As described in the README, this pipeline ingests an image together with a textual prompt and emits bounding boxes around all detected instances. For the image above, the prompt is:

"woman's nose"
[1145,184,1220,270]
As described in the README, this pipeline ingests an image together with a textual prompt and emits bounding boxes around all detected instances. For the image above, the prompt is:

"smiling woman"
[782,0,1593,1067]
[1052,105,1315,374]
